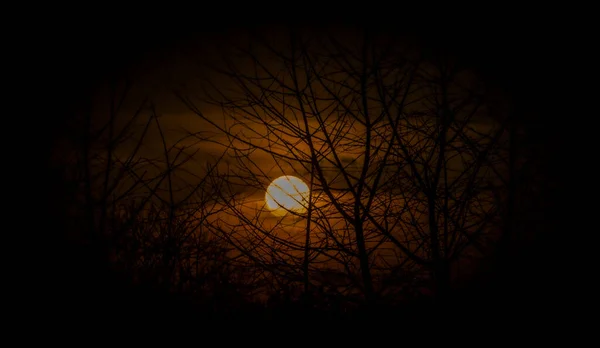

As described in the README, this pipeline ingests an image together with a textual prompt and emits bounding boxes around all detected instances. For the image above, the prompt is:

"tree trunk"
[353,219,375,305]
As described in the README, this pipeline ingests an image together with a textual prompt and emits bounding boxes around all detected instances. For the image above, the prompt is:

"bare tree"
[178,28,511,307]
[55,74,266,311]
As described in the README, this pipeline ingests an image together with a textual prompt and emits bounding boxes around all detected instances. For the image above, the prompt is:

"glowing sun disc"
[265,175,309,216]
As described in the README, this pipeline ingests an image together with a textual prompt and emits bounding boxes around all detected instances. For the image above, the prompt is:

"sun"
[265,175,310,216]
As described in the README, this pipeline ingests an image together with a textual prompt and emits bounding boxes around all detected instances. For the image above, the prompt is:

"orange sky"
[83,28,509,296]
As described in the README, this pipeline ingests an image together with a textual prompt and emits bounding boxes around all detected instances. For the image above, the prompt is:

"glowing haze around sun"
[265,176,310,216]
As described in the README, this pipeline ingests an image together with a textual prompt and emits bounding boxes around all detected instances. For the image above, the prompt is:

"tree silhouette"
[51,75,279,317]
[43,26,552,322]
[177,28,512,308]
